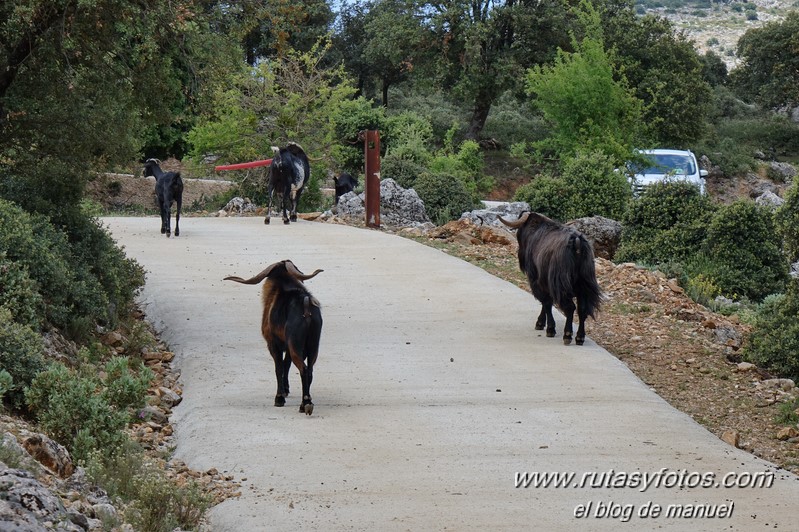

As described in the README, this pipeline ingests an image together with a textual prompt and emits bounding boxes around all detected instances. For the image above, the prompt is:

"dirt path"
[105,216,799,531]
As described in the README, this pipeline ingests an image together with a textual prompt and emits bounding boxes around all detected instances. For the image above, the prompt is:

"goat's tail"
[571,234,602,318]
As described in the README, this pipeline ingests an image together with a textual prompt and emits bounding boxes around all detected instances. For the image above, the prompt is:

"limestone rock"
[755,190,785,209]
[459,202,531,228]
[21,433,74,478]
[567,216,623,260]
[337,178,430,227]
[721,430,740,448]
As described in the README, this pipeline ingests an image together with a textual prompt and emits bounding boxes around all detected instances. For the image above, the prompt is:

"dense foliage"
[1,1,799,518]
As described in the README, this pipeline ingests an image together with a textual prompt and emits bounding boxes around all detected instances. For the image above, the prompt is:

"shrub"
[744,283,799,381]
[0,370,13,406]
[775,179,799,263]
[103,357,154,415]
[560,151,631,220]
[25,359,151,462]
[413,172,477,225]
[0,252,43,329]
[513,175,571,221]
[694,200,787,300]
[0,308,46,410]
[86,442,211,532]
[616,181,715,264]
[381,155,426,189]
[331,97,387,174]
[0,200,145,330]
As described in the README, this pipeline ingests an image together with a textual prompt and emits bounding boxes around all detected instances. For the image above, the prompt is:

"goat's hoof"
[264,217,271,225]
[576,337,585,346]
[174,231,179,237]
[546,330,556,338]
[161,229,166,234]
[534,323,545,331]
[274,396,286,407]
[563,336,572,345]
[283,219,290,225]
[302,403,314,415]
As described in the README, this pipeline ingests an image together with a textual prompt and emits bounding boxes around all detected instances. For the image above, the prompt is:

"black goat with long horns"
[224,260,323,414]
[499,212,602,345]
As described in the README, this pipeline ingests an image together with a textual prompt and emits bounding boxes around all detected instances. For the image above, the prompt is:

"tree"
[525,1,643,164]
[361,0,426,107]
[601,6,712,146]
[0,0,214,216]
[188,38,357,166]
[731,12,799,110]
[422,0,568,140]
[202,0,334,65]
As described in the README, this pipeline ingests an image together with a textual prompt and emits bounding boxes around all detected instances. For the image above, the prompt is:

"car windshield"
[639,153,696,175]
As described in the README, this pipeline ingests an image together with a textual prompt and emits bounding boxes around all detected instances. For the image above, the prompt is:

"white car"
[629,149,708,195]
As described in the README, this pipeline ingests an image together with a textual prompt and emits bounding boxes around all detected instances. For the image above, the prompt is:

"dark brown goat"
[499,212,602,345]
[224,260,323,414]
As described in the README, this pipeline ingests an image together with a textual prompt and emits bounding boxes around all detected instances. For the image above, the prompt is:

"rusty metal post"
[364,129,381,228]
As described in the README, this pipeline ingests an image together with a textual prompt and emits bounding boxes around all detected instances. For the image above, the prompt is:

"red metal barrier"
[214,159,273,171]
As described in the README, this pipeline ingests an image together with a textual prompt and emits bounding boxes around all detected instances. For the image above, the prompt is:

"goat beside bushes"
[500,212,602,345]
[143,159,183,237]
[224,260,323,415]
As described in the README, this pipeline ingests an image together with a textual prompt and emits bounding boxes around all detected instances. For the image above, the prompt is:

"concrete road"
[105,216,799,531]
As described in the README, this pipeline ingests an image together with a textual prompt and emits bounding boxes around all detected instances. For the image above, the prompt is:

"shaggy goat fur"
[500,212,602,345]
[224,260,323,414]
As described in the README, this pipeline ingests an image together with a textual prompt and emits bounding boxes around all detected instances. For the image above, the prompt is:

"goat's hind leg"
[560,299,576,345]
[174,197,181,236]
[289,344,316,415]
[269,346,289,407]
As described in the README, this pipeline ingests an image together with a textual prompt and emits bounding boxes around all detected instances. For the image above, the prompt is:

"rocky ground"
[0,312,241,529]
[653,0,796,69]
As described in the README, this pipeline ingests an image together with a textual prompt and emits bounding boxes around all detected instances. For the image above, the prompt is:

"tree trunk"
[381,78,390,107]
[464,93,492,140]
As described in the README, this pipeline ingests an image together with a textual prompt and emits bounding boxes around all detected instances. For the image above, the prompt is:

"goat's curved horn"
[498,212,530,229]
[223,261,282,285]
[285,261,323,282]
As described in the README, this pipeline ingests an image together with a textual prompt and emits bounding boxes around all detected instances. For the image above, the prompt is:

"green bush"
[25,359,151,462]
[692,200,787,300]
[0,370,13,406]
[0,200,144,331]
[381,155,426,189]
[0,308,46,411]
[413,172,477,225]
[331,97,387,174]
[103,357,154,415]
[0,252,43,329]
[616,181,715,264]
[513,175,571,221]
[775,180,799,263]
[86,442,211,532]
[744,283,799,381]
[560,151,632,220]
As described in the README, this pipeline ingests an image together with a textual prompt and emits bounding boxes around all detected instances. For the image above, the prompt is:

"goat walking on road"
[499,212,602,345]
[224,260,323,415]
[265,143,310,225]
[143,159,183,237]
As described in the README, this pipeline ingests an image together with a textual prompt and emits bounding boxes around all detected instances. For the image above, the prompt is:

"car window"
[643,154,695,175]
